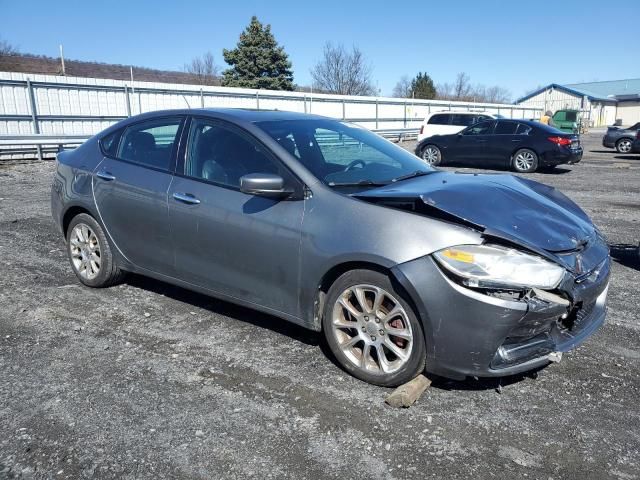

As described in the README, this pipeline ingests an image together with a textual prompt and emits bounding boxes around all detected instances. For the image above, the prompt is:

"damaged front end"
[359,171,611,379]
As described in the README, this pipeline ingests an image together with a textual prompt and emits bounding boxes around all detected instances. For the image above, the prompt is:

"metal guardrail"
[0,128,421,161]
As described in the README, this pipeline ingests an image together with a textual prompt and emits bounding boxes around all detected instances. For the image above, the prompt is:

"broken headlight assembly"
[433,244,565,290]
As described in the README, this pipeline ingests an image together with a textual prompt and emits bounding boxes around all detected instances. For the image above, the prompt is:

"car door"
[448,120,495,165]
[93,116,185,275]
[485,120,520,167]
[168,116,305,316]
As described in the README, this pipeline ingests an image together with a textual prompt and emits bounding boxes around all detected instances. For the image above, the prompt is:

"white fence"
[0,71,543,157]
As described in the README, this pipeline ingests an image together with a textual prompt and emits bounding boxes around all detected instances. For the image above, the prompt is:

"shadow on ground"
[124,273,321,347]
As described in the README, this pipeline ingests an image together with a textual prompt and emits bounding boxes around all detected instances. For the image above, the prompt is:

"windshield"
[256,119,433,187]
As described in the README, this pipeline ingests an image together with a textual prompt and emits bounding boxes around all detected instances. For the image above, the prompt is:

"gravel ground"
[0,131,639,479]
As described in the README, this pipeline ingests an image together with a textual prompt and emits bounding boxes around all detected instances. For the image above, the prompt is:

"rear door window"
[428,114,450,125]
[450,114,476,127]
[463,120,495,135]
[117,117,183,171]
[494,121,519,135]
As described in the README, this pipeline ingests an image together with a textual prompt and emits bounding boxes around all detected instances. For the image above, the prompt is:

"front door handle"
[173,192,201,205]
[96,171,116,181]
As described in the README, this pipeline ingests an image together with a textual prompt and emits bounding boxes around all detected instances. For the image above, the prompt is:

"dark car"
[51,109,610,387]
[602,122,640,153]
[630,130,640,153]
[415,119,583,173]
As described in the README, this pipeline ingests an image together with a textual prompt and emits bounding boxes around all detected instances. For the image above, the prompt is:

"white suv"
[417,111,503,142]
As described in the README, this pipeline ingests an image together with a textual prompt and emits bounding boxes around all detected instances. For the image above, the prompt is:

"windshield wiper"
[328,179,388,187]
[390,170,432,183]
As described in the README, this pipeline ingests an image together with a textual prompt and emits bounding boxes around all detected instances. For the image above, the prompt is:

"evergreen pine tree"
[411,72,436,99]
[222,16,294,91]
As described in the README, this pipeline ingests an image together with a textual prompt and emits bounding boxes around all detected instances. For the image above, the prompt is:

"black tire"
[615,138,633,154]
[322,269,426,387]
[420,144,442,166]
[66,213,125,288]
[511,148,539,173]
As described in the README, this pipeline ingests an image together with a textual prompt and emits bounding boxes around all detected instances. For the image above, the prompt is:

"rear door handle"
[96,171,116,181]
[173,192,201,205]
[511,139,522,142]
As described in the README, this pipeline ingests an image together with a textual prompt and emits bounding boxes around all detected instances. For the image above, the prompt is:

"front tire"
[616,138,633,154]
[420,144,442,166]
[322,269,426,387]
[512,148,539,173]
[66,213,124,287]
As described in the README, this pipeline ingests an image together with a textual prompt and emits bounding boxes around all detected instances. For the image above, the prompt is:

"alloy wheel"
[618,139,632,153]
[422,146,440,165]
[515,151,535,171]
[330,284,414,375]
[69,223,101,280]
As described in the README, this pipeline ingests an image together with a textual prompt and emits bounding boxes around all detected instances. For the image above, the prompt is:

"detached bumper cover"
[393,254,610,380]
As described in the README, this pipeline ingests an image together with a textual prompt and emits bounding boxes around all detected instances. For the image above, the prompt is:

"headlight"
[433,244,564,290]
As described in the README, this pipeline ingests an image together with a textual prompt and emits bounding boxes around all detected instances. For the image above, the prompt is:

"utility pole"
[59,44,66,76]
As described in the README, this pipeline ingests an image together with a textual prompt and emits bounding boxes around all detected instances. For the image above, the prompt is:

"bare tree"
[184,51,221,85]
[436,73,511,104]
[0,37,19,55]
[482,85,511,103]
[392,75,412,98]
[453,72,472,100]
[311,43,376,96]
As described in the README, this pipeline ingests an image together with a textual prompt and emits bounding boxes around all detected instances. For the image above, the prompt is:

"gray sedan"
[602,122,640,153]
[51,109,610,387]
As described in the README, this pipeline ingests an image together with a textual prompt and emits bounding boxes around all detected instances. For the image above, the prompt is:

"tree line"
[1,18,512,103]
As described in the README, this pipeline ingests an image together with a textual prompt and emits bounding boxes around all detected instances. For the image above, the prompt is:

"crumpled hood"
[355,171,596,254]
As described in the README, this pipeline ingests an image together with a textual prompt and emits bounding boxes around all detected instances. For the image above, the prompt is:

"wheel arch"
[314,260,425,340]
[62,205,95,237]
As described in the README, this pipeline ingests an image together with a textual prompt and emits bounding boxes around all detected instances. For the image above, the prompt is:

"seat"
[129,131,156,164]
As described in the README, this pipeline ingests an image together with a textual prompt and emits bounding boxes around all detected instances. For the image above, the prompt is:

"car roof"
[128,108,328,122]
[427,110,498,117]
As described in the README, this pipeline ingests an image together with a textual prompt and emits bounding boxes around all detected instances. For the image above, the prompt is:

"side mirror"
[457,132,464,137]
[240,173,291,198]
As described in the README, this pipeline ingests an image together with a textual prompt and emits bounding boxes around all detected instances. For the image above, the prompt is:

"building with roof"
[516,79,640,127]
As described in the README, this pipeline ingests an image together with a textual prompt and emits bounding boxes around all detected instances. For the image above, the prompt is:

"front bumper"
[393,253,610,380]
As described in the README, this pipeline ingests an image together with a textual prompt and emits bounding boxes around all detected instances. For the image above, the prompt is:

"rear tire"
[66,213,125,288]
[512,148,539,173]
[616,138,633,154]
[322,269,426,387]
[420,144,442,166]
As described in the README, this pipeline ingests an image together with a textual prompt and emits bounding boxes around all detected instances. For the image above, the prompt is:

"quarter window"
[428,114,450,125]
[118,118,182,171]
[100,129,122,156]
[184,118,280,188]
[516,123,533,135]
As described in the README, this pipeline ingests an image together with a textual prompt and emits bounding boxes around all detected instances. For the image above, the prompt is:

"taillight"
[547,136,572,146]
[420,125,424,135]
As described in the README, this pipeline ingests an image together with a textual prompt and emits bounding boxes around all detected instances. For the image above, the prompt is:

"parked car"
[633,131,640,153]
[52,109,610,387]
[415,119,583,173]
[551,109,581,133]
[602,122,640,153]
[417,111,503,142]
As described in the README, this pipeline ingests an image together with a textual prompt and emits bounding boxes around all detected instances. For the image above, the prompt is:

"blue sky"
[1,0,638,99]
